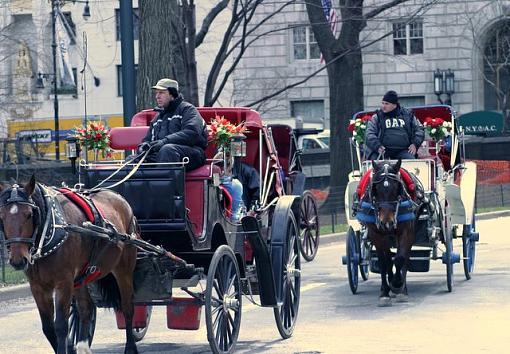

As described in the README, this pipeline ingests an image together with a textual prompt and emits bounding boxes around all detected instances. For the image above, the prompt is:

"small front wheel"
[299,191,320,262]
[205,245,242,354]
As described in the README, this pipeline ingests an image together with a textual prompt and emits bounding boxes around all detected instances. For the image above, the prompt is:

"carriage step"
[470,232,480,242]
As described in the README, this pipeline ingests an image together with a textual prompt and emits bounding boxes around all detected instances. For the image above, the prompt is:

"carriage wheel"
[442,202,455,293]
[205,245,242,354]
[462,216,478,280]
[346,227,359,294]
[299,191,320,262]
[273,211,301,339]
[132,306,152,342]
[67,298,96,353]
[359,228,370,281]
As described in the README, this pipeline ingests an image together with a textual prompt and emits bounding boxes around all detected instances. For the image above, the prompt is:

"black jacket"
[142,95,208,150]
[364,106,424,157]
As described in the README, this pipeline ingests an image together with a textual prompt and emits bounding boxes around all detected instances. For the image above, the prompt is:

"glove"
[377,146,386,155]
[149,139,166,151]
[137,142,151,153]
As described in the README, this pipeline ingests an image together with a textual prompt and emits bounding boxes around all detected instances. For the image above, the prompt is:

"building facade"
[232,0,510,129]
[0,0,231,157]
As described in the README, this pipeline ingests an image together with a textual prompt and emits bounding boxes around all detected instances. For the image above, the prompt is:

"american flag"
[320,0,338,63]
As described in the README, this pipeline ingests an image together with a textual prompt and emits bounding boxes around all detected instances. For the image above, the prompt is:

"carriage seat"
[109,126,214,179]
[356,168,417,200]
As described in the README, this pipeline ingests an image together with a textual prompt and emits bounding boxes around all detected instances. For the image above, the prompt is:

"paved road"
[1,216,509,353]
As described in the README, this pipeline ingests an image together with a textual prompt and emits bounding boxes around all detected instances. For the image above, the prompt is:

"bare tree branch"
[364,0,412,20]
[196,0,230,47]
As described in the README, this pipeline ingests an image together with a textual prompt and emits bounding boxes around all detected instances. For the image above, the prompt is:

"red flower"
[348,123,355,132]
[361,114,372,122]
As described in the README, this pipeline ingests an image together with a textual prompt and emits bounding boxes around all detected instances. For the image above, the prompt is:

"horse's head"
[0,175,39,270]
[371,159,402,230]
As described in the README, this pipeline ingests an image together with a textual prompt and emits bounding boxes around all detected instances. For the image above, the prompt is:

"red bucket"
[115,305,149,329]
[166,297,202,330]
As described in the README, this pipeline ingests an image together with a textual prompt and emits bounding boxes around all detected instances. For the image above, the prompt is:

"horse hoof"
[378,297,392,307]
[390,285,404,294]
[395,293,409,303]
[76,341,92,354]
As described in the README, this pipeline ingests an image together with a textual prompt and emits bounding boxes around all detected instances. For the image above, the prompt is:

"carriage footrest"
[167,297,202,330]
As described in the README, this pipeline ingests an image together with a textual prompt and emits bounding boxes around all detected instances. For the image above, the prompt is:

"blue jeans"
[221,176,244,221]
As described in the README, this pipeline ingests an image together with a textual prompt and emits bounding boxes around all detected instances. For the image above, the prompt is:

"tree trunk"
[183,2,199,106]
[137,0,185,111]
[325,49,364,212]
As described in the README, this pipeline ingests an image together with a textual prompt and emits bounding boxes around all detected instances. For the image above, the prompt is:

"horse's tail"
[95,274,121,311]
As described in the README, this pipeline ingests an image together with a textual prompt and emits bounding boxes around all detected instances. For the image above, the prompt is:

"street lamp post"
[433,68,455,106]
[51,0,60,160]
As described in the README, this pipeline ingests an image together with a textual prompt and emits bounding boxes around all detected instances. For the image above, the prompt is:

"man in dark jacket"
[138,78,208,170]
[364,90,424,160]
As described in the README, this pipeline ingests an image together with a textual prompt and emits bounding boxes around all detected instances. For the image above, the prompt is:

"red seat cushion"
[186,164,220,179]
[131,110,157,126]
[109,126,149,150]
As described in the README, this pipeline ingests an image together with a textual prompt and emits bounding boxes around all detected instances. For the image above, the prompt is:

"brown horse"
[0,176,139,354]
[366,160,416,306]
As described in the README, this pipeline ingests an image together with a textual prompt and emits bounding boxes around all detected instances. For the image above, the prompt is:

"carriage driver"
[137,78,208,170]
[364,90,425,160]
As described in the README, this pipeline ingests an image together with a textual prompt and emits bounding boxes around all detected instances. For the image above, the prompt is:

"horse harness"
[0,183,106,263]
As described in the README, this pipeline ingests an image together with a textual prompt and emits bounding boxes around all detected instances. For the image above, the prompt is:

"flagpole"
[51,0,60,161]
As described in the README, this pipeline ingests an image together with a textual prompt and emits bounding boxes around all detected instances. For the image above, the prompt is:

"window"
[61,12,76,44]
[291,100,324,122]
[117,64,138,96]
[292,26,320,61]
[115,8,140,41]
[392,20,423,55]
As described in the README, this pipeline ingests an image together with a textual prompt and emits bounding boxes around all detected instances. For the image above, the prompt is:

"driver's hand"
[137,142,150,153]
[408,144,417,155]
[378,146,385,154]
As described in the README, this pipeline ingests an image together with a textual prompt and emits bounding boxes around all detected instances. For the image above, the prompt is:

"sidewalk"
[1,210,508,302]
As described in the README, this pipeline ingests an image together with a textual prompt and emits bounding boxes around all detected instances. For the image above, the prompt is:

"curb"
[0,211,507,301]
[0,283,31,302]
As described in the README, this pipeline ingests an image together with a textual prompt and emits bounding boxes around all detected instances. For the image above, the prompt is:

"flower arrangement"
[74,120,112,158]
[348,114,372,145]
[423,117,452,141]
[209,115,248,152]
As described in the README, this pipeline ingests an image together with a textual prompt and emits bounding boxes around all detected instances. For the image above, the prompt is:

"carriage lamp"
[230,133,247,157]
[65,136,81,174]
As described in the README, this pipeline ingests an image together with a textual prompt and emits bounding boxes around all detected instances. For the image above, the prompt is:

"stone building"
[232,1,510,129]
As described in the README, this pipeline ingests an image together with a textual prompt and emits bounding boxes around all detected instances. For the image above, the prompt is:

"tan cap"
[151,78,179,91]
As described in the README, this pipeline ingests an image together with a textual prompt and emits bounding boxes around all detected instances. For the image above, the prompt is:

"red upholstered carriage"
[77,107,317,353]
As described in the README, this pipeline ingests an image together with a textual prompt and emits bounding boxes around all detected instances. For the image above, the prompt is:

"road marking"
[243,282,327,313]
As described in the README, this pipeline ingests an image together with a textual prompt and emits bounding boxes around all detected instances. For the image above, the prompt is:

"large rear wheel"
[273,211,301,339]
[205,245,242,354]
[462,217,478,280]
[299,191,320,262]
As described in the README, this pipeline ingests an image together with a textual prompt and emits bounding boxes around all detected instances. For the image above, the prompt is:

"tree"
[136,0,295,110]
[304,0,437,211]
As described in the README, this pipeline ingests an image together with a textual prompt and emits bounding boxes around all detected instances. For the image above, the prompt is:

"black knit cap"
[382,90,398,104]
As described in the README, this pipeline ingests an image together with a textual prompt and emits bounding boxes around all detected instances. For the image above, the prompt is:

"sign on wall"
[457,111,503,136]
[15,129,52,143]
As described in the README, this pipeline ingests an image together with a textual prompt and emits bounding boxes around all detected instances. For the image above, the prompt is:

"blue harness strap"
[355,199,415,224]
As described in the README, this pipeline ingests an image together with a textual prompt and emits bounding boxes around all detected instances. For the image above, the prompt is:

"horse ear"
[395,159,402,171]
[24,174,36,196]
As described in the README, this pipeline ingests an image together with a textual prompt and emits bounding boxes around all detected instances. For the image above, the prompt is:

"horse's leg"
[394,224,414,299]
[31,285,58,352]
[113,270,138,354]
[74,289,95,354]
[54,284,74,354]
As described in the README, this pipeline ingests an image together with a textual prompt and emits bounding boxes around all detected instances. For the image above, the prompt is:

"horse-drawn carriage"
[64,107,320,352]
[342,105,479,302]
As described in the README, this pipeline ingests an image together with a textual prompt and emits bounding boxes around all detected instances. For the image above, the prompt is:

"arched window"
[484,20,510,111]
